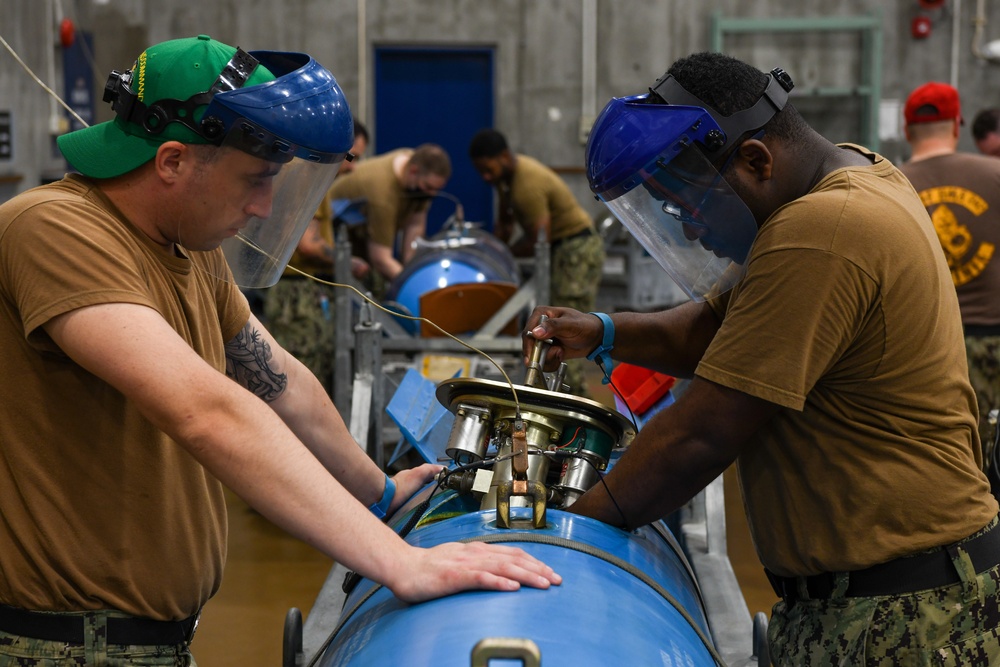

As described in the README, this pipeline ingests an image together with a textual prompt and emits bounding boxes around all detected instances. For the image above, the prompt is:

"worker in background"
[0,35,559,667]
[469,129,605,397]
[262,118,370,393]
[328,143,451,297]
[972,107,1000,158]
[523,51,1000,664]
[899,82,1000,462]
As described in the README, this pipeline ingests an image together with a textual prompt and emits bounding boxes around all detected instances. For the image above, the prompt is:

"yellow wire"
[283,263,522,413]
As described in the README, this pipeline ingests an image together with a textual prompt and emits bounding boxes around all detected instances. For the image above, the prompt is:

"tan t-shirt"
[0,174,249,619]
[507,155,592,241]
[699,146,997,577]
[328,149,429,251]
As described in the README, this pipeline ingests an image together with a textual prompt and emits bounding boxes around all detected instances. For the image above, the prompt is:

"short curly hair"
[972,108,1000,141]
[657,51,809,147]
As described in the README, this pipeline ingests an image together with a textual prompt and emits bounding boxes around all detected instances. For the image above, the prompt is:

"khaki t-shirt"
[328,149,429,252]
[900,152,1000,326]
[508,155,592,241]
[699,146,997,576]
[0,174,249,619]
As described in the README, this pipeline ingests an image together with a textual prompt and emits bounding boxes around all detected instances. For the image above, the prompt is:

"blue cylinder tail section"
[384,224,520,335]
[316,499,717,666]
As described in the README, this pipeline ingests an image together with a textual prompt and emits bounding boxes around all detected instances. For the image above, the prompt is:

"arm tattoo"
[225,322,288,402]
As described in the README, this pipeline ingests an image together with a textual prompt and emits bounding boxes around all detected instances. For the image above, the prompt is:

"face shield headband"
[586,67,794,301]
[103,48,264,145]
[107,50,355,288]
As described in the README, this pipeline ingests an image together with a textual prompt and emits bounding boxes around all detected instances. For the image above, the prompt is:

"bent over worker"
[469,129,604,397]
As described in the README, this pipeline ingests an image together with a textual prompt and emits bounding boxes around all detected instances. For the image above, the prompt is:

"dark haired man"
[469,128,604,396]
[524,51,999,664]
[972,107,1000,158]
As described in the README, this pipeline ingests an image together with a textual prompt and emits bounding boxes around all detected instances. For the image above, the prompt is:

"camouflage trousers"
[262,277,337,394]
[0,611,195,666]
[768,518,1000,666]
[966,334,1000,462]
[551,232,605,398]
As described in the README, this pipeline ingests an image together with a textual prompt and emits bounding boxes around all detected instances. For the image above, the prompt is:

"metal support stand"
[334,225,356,422]
[532,229,551,310]
[349,300,384,469]
[333,232,552,362]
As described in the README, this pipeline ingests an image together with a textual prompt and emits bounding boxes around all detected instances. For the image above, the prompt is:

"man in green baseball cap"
[0,35,560,666]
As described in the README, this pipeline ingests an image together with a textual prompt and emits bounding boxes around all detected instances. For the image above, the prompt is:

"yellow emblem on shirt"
[919,186,995,287]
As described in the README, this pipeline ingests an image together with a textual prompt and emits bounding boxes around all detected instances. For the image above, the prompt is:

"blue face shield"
[211,52,354,288]
[585,68,792,301]
[105,48,355,288]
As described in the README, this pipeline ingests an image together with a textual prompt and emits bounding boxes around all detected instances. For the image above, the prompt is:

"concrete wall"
[4,0,1000,218]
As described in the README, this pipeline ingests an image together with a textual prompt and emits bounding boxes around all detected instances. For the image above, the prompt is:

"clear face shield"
[210,128,345,288]
[104,48,354,288]
[586,67,793,301]
[599,142,758,301]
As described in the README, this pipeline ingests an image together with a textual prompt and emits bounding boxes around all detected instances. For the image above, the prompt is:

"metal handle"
[524,315,552,389]
[470,638,541,667]
[496,479,547,529]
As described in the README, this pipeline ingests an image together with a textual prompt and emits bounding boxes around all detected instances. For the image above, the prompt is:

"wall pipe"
[951,0,962,86]
[972,0,999,62]
[357,0,367,124]
[580,0,597,144]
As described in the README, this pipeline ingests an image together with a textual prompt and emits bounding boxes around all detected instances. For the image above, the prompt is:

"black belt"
[0,606,199,645]
[766,521,1000,601]
[551,227,597,246]
[964,324,1000,337]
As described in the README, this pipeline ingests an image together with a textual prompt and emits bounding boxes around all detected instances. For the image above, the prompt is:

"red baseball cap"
[904,82,964,125]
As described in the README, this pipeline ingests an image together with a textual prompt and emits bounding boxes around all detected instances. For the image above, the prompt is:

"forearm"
[399,216,426,264]
[368,241,402,280]
[605,301,720,379]
[271,356,387,505]
[226,315,386,506]
[174,379,408,583]
[570,376,769,528]
[569,412,732,528]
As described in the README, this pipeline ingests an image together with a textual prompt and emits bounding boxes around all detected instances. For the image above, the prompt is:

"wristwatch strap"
[586,311,615,384]
[369,473,396,519]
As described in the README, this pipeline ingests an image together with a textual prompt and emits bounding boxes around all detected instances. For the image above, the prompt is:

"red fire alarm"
[912,15,933,39]
[59,17,75,48]
[920,0,946,8]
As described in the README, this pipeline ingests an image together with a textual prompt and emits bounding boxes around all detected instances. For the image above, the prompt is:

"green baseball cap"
[57,35,275,179]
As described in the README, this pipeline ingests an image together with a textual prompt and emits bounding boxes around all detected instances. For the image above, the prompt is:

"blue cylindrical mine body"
[314,492,719,666]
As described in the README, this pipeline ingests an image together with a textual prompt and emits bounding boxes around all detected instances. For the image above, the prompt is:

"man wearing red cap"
[900,81,1000,475]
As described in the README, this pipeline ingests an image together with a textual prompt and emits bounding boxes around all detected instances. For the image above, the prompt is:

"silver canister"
[445,404,492,465]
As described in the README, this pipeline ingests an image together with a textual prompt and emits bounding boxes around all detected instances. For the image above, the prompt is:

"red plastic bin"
[610,362,676,415]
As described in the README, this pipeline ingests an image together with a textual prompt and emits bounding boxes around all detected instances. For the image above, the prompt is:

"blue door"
[374,47,495,238]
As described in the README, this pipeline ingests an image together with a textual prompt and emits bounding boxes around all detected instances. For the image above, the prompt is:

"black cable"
[580,452,631,531]
[594,357,639,430]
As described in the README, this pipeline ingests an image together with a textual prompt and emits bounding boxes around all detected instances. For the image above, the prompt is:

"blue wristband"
[369,473,396,520]
[586,312,615,384]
